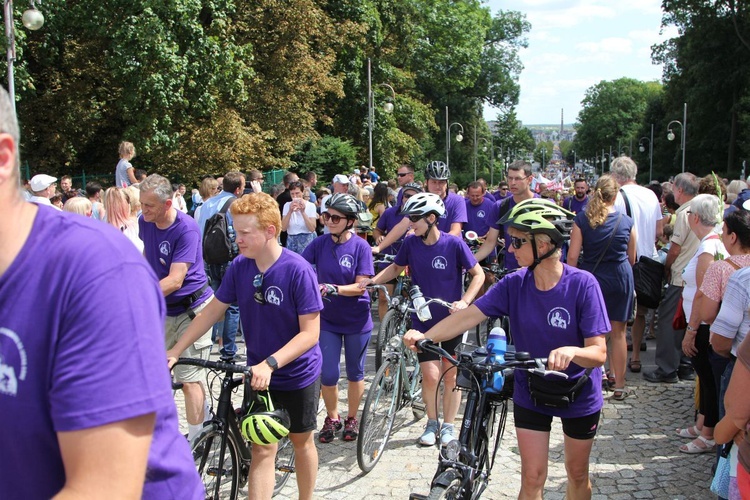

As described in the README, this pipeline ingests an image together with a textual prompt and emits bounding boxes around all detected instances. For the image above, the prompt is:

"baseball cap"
[30,174,57,192]
[333,174,350,185]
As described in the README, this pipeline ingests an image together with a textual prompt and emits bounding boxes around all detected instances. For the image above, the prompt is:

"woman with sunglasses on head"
[301,194,374,444]
[404,198,609,499]
[361,192,484,447]
[167,192,324,500]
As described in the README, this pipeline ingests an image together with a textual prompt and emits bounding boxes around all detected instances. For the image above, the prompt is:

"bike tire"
[192,423,241,500]
[357,358,402,473]
[273,436,295,496]
[375,308,400,370]
[426,477,463,500]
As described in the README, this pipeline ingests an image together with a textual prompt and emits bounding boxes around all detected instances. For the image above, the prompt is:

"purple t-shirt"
[563,195,589,214]
[484,192,496,202]
[139,210,212,316]
[216,249,323,390]
[394,233,477,332]
[489,194,540,270]
[464,197,496,237]
[475,265,610,418]
[437,192,468,234]
[0,206,202,498]
[376,205,407,256]
[302,235,374,334]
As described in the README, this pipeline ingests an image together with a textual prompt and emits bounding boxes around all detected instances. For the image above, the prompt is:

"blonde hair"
[124,185,141,217]
[119,141,135,158]
[104,187,134,230]
[230,192,282,237]
[63,197,92,216]
[199,177,219,200]
[585,174,619,229]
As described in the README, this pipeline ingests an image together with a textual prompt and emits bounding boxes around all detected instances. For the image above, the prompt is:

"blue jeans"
[206,262,240,359]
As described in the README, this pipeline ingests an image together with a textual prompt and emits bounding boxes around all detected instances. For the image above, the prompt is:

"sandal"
[679,435,715,454]
[676,425,702,438]
[612,388,633,401]
[628,358,641,373]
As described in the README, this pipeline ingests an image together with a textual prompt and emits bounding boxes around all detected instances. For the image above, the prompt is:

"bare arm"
[372,217,410,254]
[404,305,487,347]
[547,334,607,371]
[167,297,229,363]
[627,225,637,266]
[714,356,750,444]
[566,223,582,267]
[448,222,462,237]
[54,414,155,499]
[457,262,484,310]
[160,262,189,297]
[365,262,406,287]
[127,167,137,185]
[474,227,500,262]
[664,242,682,279]
[281,204,293,231]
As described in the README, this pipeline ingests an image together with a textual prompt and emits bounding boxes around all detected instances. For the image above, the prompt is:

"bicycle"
[356,293,454,474]
[409,339,567,500]
[172,358,295,499]
[371,255,413,371]
[471,263,514,347]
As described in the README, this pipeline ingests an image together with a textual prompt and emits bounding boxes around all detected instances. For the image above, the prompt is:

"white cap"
[743,199,750,211]
[30,174,57,192]
[333,174,350,185]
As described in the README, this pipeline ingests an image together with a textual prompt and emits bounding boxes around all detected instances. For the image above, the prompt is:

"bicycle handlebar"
[172,357,253,375]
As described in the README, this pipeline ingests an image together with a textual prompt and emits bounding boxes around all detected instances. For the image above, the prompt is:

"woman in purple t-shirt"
[302,193,375,444]
[362,193,484,448]
[404,198,609,499]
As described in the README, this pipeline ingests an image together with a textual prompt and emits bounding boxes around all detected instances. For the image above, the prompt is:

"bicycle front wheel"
[273,435,295,496]
[426,477,463,500]
[357,357,402,473]
[375,308,401,370]
[192,423,241,500]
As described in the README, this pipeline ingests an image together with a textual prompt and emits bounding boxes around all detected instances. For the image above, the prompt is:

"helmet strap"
[422,214,438,241]
[330,219,355,243]
[528,236,557,272]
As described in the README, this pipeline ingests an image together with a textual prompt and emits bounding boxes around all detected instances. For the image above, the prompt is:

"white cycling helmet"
[401,192,445,218]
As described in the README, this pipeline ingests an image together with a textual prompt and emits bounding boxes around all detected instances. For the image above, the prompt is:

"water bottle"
[409,285,432,322]
[485,327,507,394]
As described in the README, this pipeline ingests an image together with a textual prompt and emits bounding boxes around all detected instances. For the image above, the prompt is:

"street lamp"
[540,147,546,171]
[639,124,654,182]
[619,146,630,156]
[445,117,463,168]
[366,58,395,173]
[478,137,493,184]
[601,152,611,174]
[4,0,43,111]
[667,102,687,173]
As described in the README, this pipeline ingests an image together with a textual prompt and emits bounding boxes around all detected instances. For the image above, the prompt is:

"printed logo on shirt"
[547,307,570,330]
[0,328,28,397]
[477,210,486,218]
[266,286,283,306]
[159,241,171,256]
[339,254,354,269]
[432,256,448,270]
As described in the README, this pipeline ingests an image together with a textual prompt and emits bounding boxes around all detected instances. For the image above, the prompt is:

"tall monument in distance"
[560,108,564,136]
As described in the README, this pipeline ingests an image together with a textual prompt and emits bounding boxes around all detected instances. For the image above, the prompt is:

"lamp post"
[478,137,493,184]
[619,145,630,156]
[4,0,43,111]
[445,108,463,169]
[540,147,546,171]
[639,124,654,183]
[602,152,611,174]
[667,102,687,173]
[367,58,395,172]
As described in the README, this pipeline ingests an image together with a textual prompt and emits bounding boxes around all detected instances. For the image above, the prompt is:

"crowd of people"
[5,75,750,497]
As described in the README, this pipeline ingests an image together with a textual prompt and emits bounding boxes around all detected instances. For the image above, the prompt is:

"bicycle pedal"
[408,494,428,500]
[277,466,295,473]
[411,401,426,412]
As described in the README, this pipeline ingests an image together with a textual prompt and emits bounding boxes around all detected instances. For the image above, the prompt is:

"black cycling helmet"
[425,160,450,181]
[240,391,291,445]
[401,182,423,194]
[325,193,362,218]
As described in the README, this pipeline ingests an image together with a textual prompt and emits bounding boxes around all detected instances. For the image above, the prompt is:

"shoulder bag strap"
[619,188,632,218]
[591,213,623,275]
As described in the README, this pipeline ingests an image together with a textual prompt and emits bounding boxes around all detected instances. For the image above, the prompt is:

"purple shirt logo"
[0,327,27,397]
[548,307,570,329]
[159,240,171,256]
[339,255,354,269]
[265,286,284,306]
[477,210,486,218]
[432,256,448,270]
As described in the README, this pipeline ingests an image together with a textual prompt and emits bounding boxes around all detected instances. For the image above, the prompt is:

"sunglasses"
[408,215,423,223]
[253,273,265,304]
[402,193,414,200]
[510,236,529,249]
[321,212,347,224]
[397,173,410,177]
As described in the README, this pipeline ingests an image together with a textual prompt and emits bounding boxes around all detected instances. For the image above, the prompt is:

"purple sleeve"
[301,237,318,265]
[376,210,389,232]
[457,237,478,270]
[355,240,375,276]
[172,227,200,266]
[216,260,239,304]
[292,262,325,315]
[474,276,511,318]
[393,235,413,267]
[487,201,501,231]
[577,272,612,337]
[451,195,468,224]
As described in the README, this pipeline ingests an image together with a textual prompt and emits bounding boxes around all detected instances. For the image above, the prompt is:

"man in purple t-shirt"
[464,181,497,262]
[562,178,590,214]
[168,192,323,500]
[0,86,202,498]
[139,174,214,442]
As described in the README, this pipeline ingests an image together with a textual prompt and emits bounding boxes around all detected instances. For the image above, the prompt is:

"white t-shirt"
[282,199,317,235]
[682,234,726,321]
[614,183,662,259]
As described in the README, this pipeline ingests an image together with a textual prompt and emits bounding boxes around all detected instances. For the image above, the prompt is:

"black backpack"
[203,198,236,265]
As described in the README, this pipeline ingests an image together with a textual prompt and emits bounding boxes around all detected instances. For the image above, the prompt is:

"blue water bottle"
[485,327,507,394]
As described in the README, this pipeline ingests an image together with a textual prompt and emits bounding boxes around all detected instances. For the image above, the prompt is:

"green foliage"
[291,136,360,184]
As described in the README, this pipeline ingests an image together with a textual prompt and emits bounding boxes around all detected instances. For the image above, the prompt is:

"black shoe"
[640,342,647,352]
[678,364,696,381]
[642,369,679,383]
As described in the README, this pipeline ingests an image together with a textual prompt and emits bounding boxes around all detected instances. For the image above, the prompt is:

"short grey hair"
[139,174,173,202]
[610,156,638,183]
[674,172,699,197]
[690,194,722,227]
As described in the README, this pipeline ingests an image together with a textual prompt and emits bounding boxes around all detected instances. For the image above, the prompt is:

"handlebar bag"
[528,368,592,409]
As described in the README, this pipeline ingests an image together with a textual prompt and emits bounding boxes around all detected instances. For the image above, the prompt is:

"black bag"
[203,198,236,265]
[633,256,664,309]
[528,369,592,409]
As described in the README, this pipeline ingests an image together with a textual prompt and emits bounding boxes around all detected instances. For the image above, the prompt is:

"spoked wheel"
[357,358,402,473]
[192,424,241,500]
[273,435,295,496]
[375,309,401,370]
[426,478,463,500]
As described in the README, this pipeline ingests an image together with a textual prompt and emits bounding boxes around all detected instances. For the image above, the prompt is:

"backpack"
[203,198,236,265]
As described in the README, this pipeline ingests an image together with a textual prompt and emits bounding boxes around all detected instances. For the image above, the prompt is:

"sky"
[483,0,679,125]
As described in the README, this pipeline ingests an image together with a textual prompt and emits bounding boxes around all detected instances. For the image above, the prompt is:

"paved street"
[177,326,714,499]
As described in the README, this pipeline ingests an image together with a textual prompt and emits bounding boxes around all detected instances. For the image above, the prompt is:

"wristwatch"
[265,355,278,371]
[686,325,698,332]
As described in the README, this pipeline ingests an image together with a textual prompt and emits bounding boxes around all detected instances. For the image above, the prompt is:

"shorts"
[417,331,467,363]
[166,298,213,383]
[271,378,321,434]
[513,404,601,440]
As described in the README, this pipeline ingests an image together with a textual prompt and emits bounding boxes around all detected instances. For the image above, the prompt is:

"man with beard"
[563,178,590,214]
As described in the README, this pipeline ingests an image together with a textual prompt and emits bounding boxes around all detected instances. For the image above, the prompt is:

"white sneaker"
[418,419,439,446]
[440,423,455,446]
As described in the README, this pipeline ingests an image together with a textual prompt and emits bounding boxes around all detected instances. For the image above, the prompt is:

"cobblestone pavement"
[177,330,714,499]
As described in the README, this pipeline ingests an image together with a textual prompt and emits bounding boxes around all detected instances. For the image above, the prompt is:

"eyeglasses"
[321,212,346,224]
[499,187,508,191]
[507,175,529,183]
[253,273,265,304]
[408,215,423,223]
[510,236,529,249]
[397,173,410,178]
